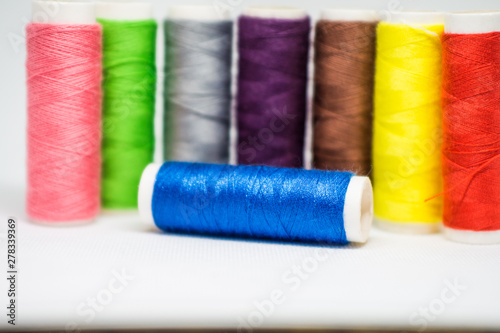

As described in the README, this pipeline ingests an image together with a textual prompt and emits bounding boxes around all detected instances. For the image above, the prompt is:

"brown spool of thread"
[313,10,378,175]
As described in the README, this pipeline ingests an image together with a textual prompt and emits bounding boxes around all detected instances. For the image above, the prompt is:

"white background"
[1,0,500,331]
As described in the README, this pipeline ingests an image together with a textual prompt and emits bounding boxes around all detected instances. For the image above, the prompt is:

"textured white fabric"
[0,186,499,331]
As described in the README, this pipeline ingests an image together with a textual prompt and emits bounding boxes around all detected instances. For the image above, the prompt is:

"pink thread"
[26,23,102,223]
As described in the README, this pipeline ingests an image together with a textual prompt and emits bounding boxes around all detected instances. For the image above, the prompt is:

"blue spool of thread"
[139,162,373,244]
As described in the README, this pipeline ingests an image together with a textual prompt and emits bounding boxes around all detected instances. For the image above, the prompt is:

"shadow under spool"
[313,14,377,175]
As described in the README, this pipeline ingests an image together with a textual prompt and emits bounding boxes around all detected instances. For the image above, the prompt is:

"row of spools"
[26,0,500,244]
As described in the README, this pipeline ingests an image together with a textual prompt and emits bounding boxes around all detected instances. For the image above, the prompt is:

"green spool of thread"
[98,18,157,209]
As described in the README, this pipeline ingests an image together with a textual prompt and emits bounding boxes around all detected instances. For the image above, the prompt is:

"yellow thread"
[373,22,444,225]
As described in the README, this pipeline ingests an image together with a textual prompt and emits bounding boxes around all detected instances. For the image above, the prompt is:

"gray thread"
[164,19,233,164]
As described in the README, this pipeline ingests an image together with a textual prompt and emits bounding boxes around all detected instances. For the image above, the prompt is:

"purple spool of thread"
[237,7,311,168]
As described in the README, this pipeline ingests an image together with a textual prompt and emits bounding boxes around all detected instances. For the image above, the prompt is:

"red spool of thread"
[441,12,500,244]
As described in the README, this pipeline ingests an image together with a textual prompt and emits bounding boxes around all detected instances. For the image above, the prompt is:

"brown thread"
[313,20,377,175]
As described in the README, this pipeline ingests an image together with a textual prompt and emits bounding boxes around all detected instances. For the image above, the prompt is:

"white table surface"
[0,183,499,331]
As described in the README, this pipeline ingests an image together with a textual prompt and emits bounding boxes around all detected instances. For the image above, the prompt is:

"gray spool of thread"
[164,6,233,164]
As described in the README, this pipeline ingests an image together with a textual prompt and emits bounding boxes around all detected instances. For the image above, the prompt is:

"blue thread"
[152,162,354,244]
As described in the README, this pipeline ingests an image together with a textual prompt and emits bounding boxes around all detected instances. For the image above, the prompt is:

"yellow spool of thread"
[373,12,444,234]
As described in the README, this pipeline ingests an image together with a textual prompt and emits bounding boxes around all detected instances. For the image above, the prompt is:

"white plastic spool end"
[138,163,162,229]
[443,227,500,245]
[343,176,373,243]
[243,7,308,20]
[445,11,500,34]
[320,9,379,22]
[169,5,230,21]
[96,1,153,21]
[375,218,440,235]
[30,219,97,227]
[32,0,96,24]
[385,11,445,26]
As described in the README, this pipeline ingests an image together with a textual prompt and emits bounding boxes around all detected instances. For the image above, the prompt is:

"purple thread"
[236,15,311,168]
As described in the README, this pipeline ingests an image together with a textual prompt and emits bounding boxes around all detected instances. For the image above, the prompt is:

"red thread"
[441,32,500,232]
[26,24,102,223]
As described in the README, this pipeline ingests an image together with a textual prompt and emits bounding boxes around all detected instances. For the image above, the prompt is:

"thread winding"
[26,23,102,222]
[373,22,444,226]
[237,15,310,168]
[150,162,354,244]
[99,19,157,209]
[441,32,500,232]
[164,19,232,164]
[313,20,376,175]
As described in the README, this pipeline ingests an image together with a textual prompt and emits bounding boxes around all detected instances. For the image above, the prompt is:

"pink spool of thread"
[26,0,102,224]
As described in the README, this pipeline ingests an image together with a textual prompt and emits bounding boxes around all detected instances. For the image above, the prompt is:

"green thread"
[99,19,157,209]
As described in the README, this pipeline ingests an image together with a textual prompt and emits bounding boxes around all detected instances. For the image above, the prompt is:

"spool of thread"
[441,12,500,244]
[372,12,444,234]
[313,9,378,175]
[163,5,232,164]
[139,162,373,244]
[236,7,310,168]
[96,2,157,210]
[26,0,101,224]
